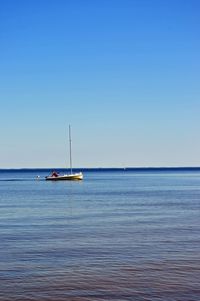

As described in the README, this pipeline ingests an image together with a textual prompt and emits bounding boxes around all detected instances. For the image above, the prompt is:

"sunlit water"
[0,169,200,300]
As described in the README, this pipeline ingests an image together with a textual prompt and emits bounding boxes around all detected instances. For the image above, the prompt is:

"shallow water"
[0,169,200,300]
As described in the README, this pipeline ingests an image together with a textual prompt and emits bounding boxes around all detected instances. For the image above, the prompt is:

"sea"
[0,168,200,301]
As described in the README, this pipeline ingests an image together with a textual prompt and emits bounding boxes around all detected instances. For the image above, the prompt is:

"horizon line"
[1,166,200,170]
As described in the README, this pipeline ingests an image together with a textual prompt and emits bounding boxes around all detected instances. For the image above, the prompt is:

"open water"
[0,168,200,301]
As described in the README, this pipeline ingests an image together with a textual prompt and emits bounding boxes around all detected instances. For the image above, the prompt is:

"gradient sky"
[0,0,200,168]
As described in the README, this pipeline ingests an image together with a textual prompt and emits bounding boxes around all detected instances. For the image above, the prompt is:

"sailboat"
[45,125,83,181]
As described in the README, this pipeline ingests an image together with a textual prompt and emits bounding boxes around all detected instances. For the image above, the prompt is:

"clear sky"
[0,0,199,168]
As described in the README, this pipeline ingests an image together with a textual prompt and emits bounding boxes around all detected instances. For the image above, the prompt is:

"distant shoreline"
[1,167,200,172]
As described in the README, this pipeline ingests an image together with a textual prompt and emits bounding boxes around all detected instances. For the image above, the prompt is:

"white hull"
[45,172,83,181]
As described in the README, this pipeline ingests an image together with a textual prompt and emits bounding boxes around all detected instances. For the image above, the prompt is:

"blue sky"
[0,0,200,168]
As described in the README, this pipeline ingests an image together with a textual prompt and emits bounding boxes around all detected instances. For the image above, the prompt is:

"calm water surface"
[0,169,200,300]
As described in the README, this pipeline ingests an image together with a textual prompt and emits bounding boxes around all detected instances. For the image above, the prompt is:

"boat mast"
[69,125,73,174]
